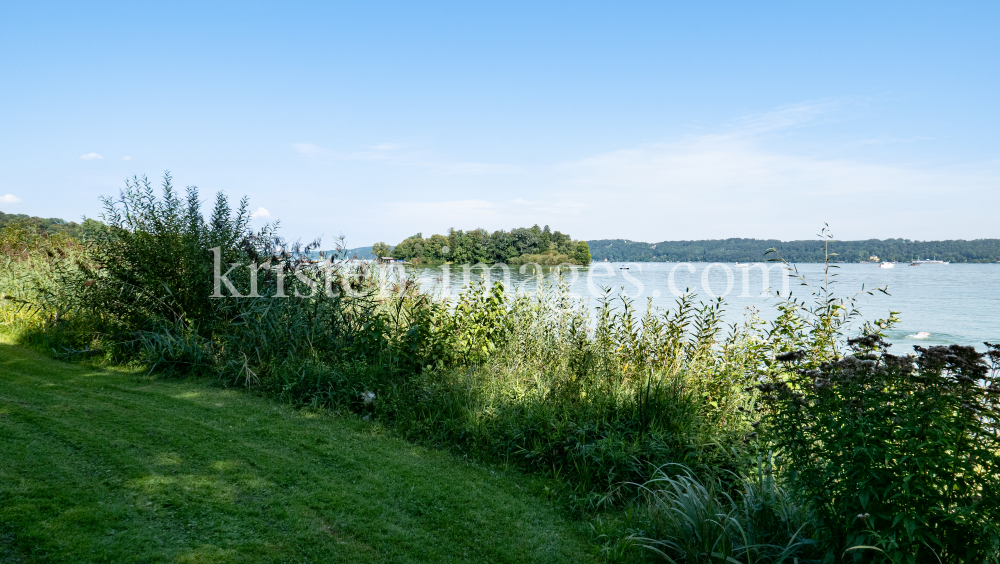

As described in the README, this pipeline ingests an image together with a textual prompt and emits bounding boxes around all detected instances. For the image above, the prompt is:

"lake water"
[410,262,1000,353]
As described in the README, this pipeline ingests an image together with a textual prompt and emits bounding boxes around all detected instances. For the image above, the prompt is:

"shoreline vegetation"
[0,210,103,241]
[588,237,1000,264]
[8,209,998,265]
[2,176,999,563]
[375,225,592,266]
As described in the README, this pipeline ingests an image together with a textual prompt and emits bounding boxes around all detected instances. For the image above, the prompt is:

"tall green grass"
[627,461,814,563]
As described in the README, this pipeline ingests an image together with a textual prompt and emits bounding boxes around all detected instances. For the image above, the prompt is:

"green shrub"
[81,172,270,336]
[757,337,1000,563]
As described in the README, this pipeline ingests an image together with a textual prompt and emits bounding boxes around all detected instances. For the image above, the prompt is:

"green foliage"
[371,241,390,258]
[574,240,592,265]
[588,237,1000,263]
[626,462,815,563]
[0,210,100,240]
[391,224,591,265]
[82,172,271,334]
[381,279,763,505]
[0,220,92,351]
[757,338,1000,563]
[14,180,986,562]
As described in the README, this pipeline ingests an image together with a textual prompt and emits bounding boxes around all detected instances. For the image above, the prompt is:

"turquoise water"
[413,262,1000,353]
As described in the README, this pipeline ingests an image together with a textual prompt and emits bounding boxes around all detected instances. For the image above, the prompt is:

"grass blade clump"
[627,462,815,564]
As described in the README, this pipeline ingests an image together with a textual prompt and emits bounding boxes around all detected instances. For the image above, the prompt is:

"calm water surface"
[410,262,1000,353]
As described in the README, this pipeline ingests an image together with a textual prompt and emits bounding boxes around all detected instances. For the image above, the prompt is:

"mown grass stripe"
[0,341,595,563]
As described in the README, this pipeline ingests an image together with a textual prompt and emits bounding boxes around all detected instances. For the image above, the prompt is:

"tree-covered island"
[386,224,591,265]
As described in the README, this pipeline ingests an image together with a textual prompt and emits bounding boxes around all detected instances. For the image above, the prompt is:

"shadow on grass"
[0,342,596,564]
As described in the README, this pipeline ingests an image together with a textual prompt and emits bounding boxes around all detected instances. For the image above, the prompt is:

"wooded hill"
[390,225,591,265]
[587,238,1000,263]
[0,211,90,239]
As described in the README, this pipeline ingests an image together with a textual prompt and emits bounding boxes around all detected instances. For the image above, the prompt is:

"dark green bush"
[757,337,1000,563]
[82,173,269,336]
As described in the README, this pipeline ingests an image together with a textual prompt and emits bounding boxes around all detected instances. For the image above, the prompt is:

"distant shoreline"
[586,238,1000,264]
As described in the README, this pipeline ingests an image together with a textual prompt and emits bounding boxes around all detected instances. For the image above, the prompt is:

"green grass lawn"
[0,341,597,563]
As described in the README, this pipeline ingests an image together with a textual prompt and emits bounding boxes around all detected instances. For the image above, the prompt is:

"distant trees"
[371,241,391,258]
[587,238,1000,263]
[573,241,591,265]
[391,225,591,265]
[0,211,101,241]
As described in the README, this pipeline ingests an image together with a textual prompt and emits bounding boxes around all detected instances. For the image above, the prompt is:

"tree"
[390,237,419,261]
[511,227,541,255]
[573,241,591,265]
[371,241,390,258]
[391,225,586,265]
[427,234,449,261]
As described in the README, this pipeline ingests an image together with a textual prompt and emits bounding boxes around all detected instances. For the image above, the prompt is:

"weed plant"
[757,337,1000,563]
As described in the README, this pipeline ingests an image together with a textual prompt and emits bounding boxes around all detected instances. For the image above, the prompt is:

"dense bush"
[758,337,1000,563]
[81,173,270,336]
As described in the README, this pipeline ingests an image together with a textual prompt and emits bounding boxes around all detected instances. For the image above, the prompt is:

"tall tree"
[371,241,390,258]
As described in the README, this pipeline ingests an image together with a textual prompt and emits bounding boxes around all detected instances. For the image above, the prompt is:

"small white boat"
[734,262,750,268]
[879,262,894,269]
[910,259,948,265]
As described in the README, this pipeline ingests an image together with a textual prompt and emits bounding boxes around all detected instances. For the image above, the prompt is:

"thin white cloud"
[545,103,1000,240]
[558,124,981,201]
[250,207,271,219]
[1,194,22,204]
[79,153,104,161]
[122,156,132,161]
[298,102,1000,242]
[293,143,325,158]
[372,101,997,242]
[728,99,845,135]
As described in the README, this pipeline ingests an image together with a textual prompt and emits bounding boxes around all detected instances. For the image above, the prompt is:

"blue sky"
[1,1,998,246]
